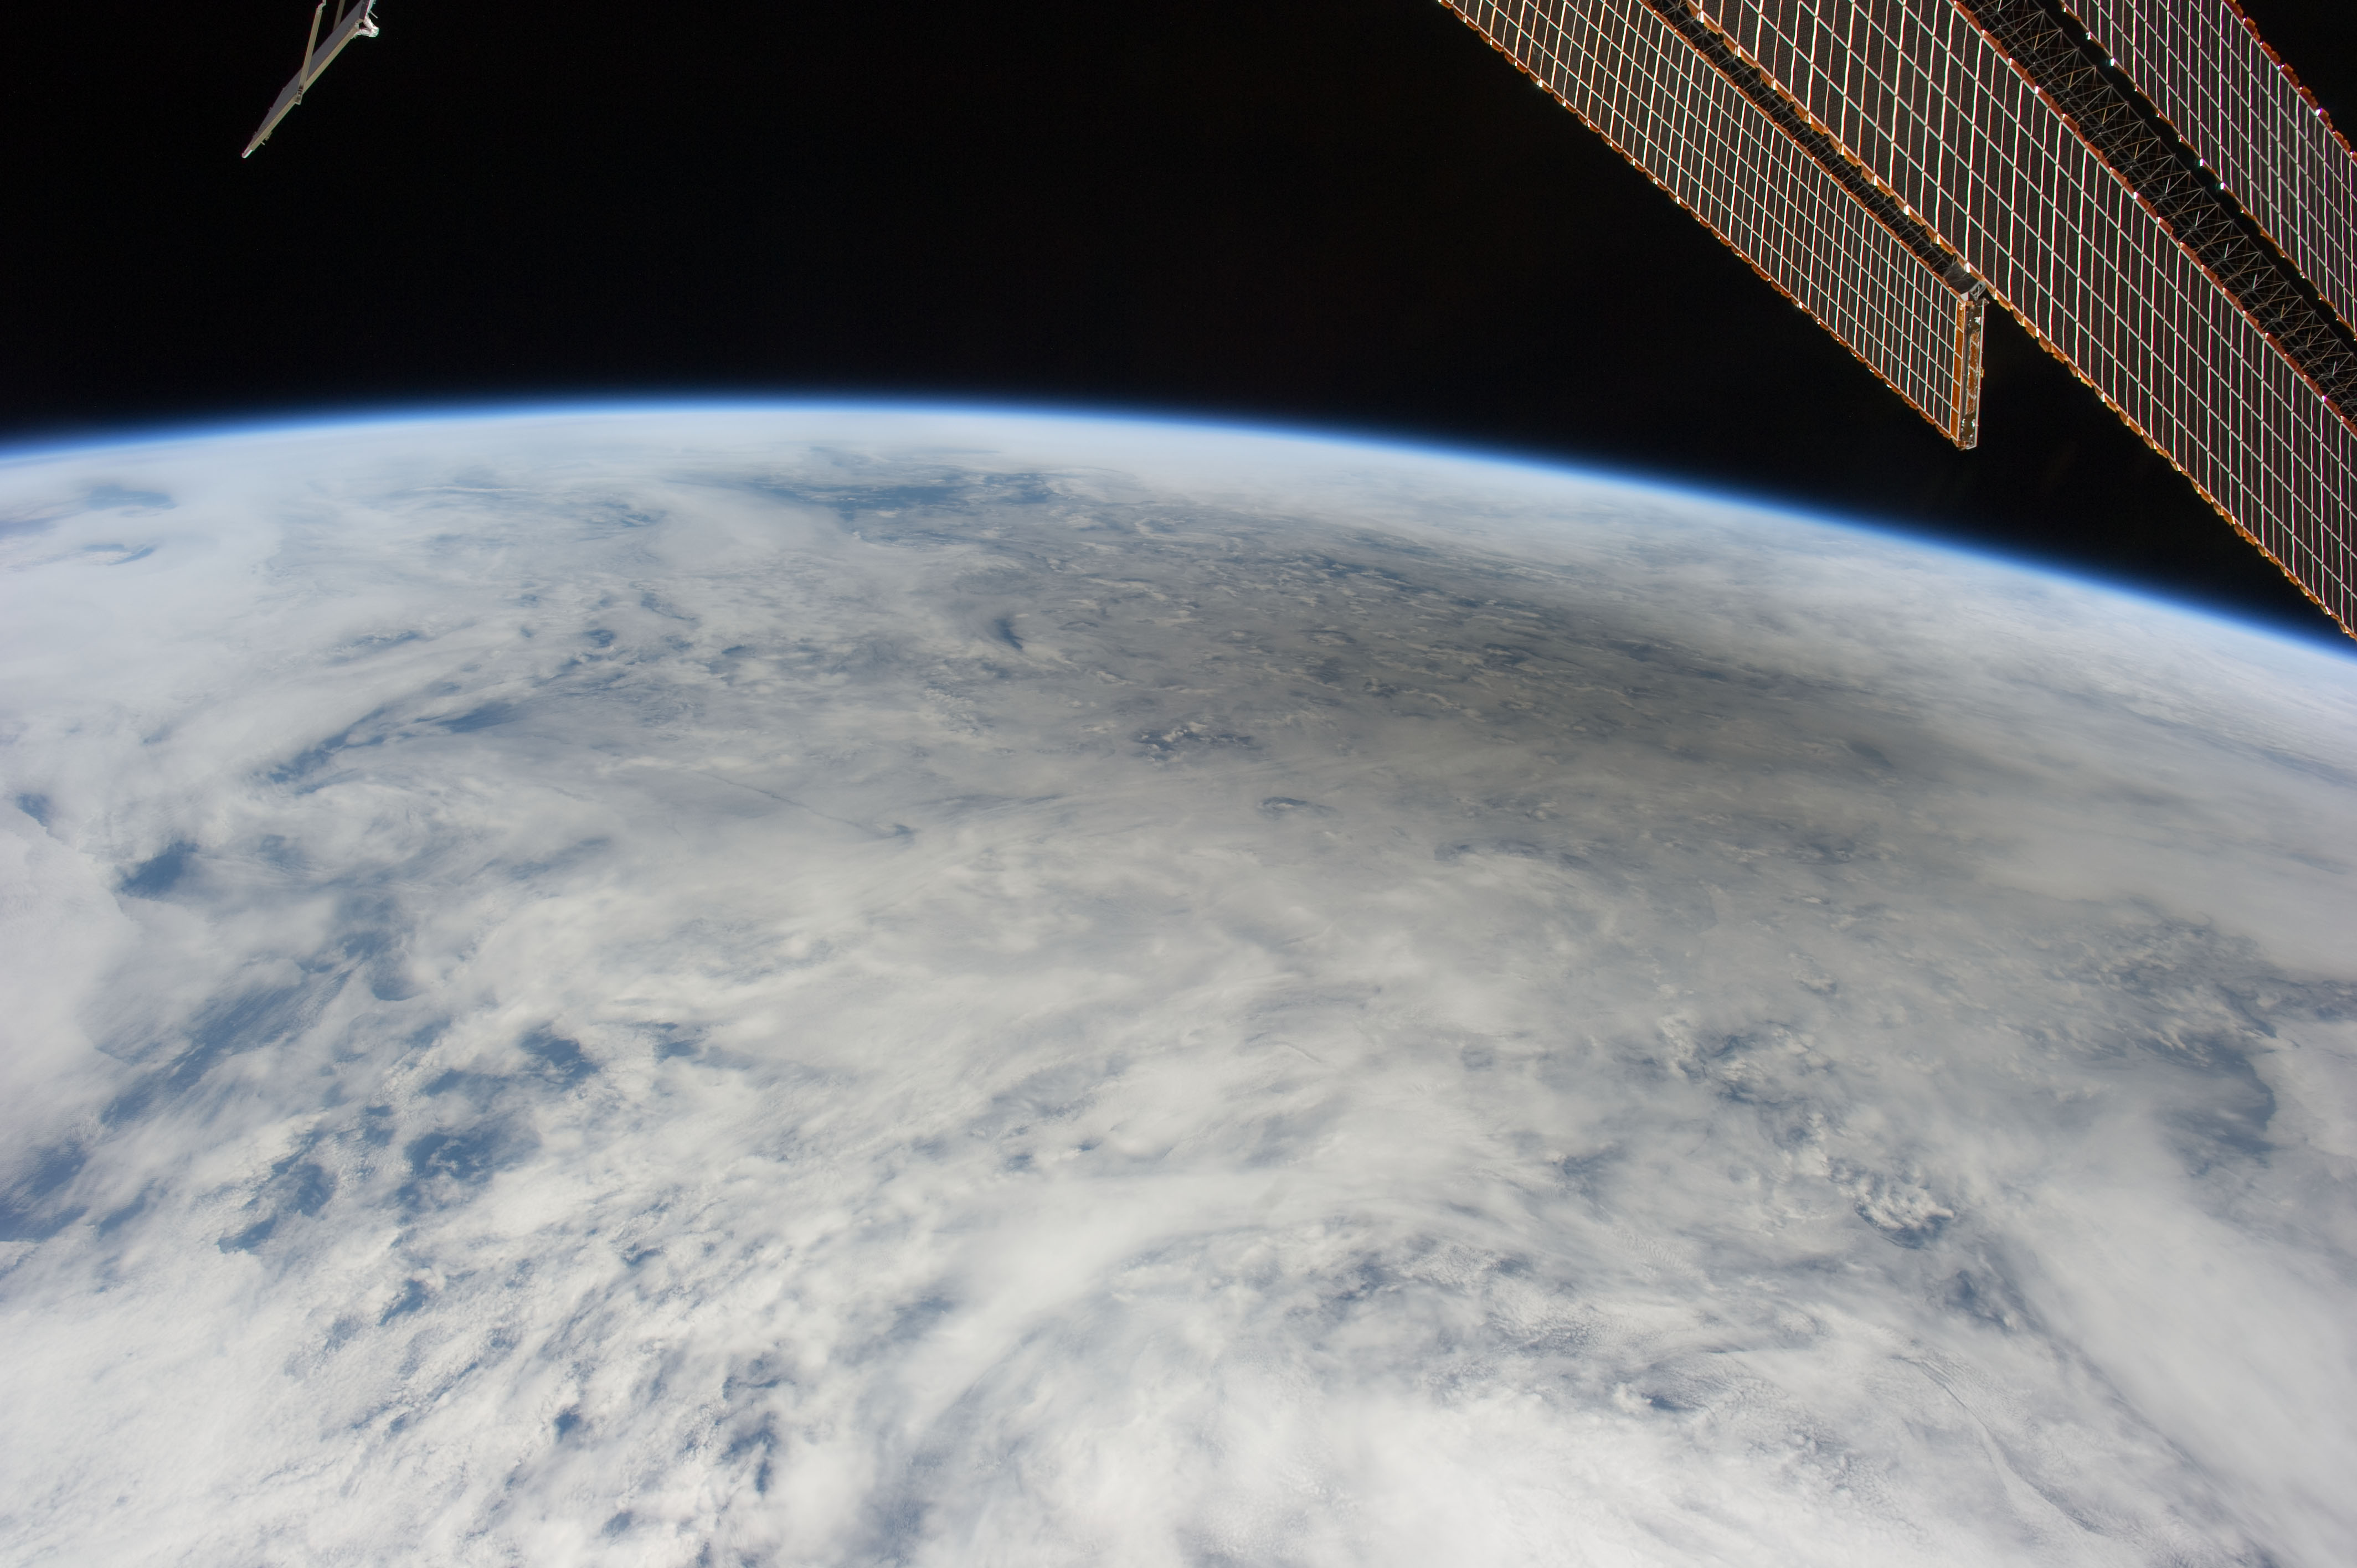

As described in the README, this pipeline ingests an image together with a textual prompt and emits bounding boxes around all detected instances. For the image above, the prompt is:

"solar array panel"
[1687,0,2352,632]
[1440,1,1986,445]
[2061,0,2357,336]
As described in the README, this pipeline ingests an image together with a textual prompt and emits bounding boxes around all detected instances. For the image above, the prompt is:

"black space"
[7,1,2354,646]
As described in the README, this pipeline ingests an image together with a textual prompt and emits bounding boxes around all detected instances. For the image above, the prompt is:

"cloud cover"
[1,409,2354,1566]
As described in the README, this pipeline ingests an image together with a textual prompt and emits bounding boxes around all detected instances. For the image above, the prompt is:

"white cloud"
[1,409,2352,1566]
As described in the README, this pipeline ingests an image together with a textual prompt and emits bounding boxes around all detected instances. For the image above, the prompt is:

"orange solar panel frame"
[1437,0,2357,637]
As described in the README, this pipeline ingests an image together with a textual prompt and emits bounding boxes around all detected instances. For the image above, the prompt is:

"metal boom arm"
[243,0,380,158]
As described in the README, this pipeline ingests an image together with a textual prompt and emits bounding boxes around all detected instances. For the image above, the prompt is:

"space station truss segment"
[2058,0,2357,338]
[1439,0,1988,447]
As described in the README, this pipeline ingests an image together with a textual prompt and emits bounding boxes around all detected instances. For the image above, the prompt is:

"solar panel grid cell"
[1965,0,2356,424]
[1442,0,1982,442]
[2064,0,2357,337]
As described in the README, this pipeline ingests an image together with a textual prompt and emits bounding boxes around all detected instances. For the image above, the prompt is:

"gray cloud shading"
[0,409,2353,1566]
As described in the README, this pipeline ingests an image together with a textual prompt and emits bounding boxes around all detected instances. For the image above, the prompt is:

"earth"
[1,406,2354,1567]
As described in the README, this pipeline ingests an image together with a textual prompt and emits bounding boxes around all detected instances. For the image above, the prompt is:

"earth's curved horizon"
[2,405,2353,1566]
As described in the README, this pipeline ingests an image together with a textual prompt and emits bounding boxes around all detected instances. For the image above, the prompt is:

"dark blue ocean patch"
[2168,1068,2279,1174]
[495,837,611,880]
[722,1415,779,1494]
[332,630,425,661]
[119,840,197,898]
[553,1407,583,1440]
[100,1077,160,1128]
[584,628,616,649]
[862,1490,934,1560]
[749,471,1058,524]
[873,1294,959,1354]
[0,1143,88,1242]
[253,834,306,870]
[95,1190,149,1236]
[0,502,70,538]
[219,1150,336,1254]
[1134,723,1255,756]
[1944,1268,2033,1333]
[14,793,50,827]
[337,925,395,963]
[277,1157,336,1215]
[379,1277,430,1324]
[2126,1021,2282,1174]
[358,1103,398,1148]
[601,1512,634,1539]
[92,969,338,1123]
[404,1125,502,1187]
[438,703,517,734]
[270,741,339,786]
[87,484,173,513]
[163,972,341,1093]
[722,1354,790,1397]
[270,710,391,785]
[398,1121,534,1208]
[1550,1148,1620,1199]
[334,904,418,1000]
[1326,1256,1394,1309]
[518,1027,596,1086]
[219,1215,281,1253]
